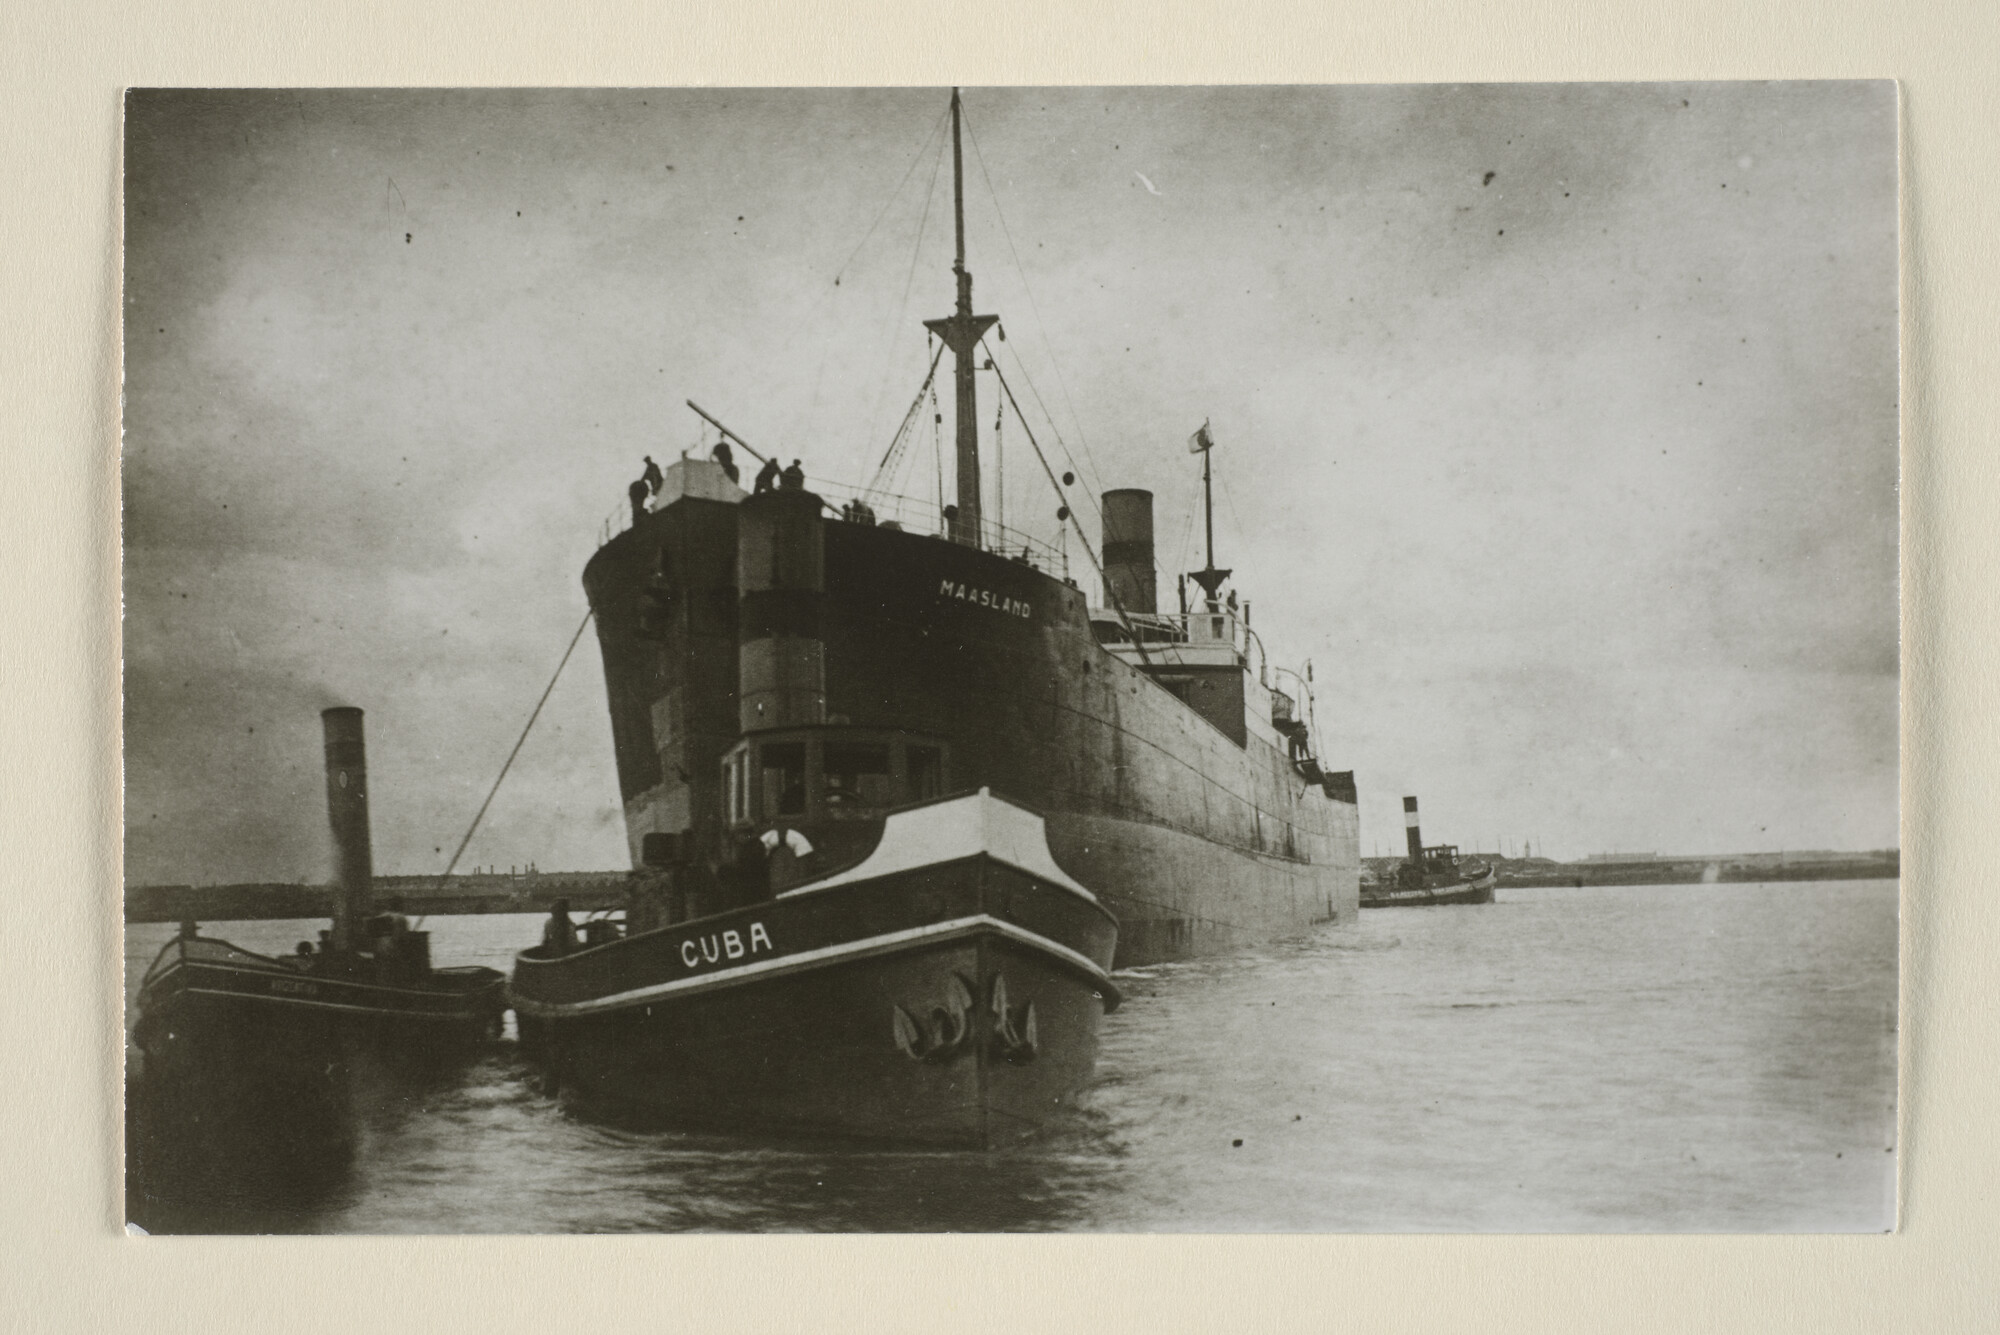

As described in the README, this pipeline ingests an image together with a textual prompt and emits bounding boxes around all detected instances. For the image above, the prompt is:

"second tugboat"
[133,709,508,1161]
[509,88,1359,1146]
[1360,795,1498,908]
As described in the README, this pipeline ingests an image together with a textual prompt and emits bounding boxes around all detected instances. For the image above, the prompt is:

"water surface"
[124,880,1897,1232]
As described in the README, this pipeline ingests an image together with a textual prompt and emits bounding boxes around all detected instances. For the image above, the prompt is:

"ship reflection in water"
[126,881,1896,1233]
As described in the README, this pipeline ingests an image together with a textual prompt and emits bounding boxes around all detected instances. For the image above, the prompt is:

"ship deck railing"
[600,471,1071,580]
[1090,606,1256,655]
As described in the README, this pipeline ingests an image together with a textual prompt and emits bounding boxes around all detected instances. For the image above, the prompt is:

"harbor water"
[124,879,1897,1233]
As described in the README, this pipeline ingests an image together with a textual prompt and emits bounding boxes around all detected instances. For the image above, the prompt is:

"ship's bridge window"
[824,742,892,810]
[724,745,756,826]
[726,731,948,825]
[760,742,806,817]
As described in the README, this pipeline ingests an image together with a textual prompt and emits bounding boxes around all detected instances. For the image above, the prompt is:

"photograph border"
[6,0,1987,1329]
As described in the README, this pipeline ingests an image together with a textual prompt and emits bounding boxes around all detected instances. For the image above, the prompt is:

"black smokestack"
[1404,795,1424,861]
[322,707,374,949]
[1101,489,1156,615]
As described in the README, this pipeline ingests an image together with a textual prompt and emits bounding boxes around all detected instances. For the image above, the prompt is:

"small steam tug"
[1359,795,1498,908]
[132,709,508,1150]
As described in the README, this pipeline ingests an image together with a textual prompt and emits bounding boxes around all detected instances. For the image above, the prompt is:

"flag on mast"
[1188,419,1216,453]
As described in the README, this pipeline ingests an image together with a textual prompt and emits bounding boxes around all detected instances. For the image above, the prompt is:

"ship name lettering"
[269,978,317,997]
[936,579,1031,620]
[679,921,775,971]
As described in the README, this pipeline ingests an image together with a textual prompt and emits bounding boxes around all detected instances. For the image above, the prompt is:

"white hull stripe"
[511,915,1112,1020]
[149,960,497,1001]
[155,987,489,1023]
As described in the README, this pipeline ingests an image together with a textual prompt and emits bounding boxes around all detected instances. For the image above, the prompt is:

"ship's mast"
[1203,446,1215,572]
[923,89,998,548]
[1188,421,1231,610]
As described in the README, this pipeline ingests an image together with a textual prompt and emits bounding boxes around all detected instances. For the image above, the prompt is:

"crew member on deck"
[753,457,781,493]
[710,441,740,485]
[760,826,815,894]
[641,455,664,495]
[780,459,806,490]
[543,898,578,956]
[380,896,411,947]
[628,477,649,523]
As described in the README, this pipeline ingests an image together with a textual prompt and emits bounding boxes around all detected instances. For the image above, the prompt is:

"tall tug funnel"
[1403,795,1424,862]
[1101,489,1157,616]
[323,707,375,951]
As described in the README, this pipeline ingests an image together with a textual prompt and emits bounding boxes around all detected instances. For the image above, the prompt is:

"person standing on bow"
[710,441,740,485]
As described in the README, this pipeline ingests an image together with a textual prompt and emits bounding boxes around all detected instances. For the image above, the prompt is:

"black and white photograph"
[121,83,1898,1234]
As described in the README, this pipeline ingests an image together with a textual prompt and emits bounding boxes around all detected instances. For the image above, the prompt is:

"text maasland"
[678,922,775,970]
[938,578,1031,619]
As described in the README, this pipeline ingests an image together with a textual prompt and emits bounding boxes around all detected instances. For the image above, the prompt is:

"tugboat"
[509,88,1358,1146]
[1359,795,1498,908]
[132,708,508,1157]
[512,787,1118,1146]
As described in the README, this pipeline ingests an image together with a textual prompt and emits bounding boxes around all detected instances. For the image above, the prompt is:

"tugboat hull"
[1359,866,1499,908]
[134,939,509,1057]
[510,795,1120,1147]
[131,938,508,1165]
[520,927,1105,1146]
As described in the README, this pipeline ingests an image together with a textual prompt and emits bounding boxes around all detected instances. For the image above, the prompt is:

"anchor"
[891,973,976,1063]
[987,973,1039,1065]
[891,971,1040,1064]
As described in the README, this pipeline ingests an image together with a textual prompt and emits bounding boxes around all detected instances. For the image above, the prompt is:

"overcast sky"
[122,83,1896,884]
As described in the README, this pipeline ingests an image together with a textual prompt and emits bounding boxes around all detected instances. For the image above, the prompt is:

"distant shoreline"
[122,871,630,923]
[126,856,1900,923]
[1362,854,1899,891]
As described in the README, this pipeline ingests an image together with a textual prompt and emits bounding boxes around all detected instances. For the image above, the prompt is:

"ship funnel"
[1100,489,1156,615]
[1403,795,1424,862]
[323,707,375,950]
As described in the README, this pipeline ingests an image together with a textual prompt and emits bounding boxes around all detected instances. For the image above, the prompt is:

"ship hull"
[1048,810,1348,963]
[131,940,507,1165]
[135,942,509,1057]
[519,931,1103,1147]
[510,822,1120,1148]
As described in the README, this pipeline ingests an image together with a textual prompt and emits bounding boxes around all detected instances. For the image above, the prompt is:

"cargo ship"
[509,89,1359,1145]
[1359,795,1496,908]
